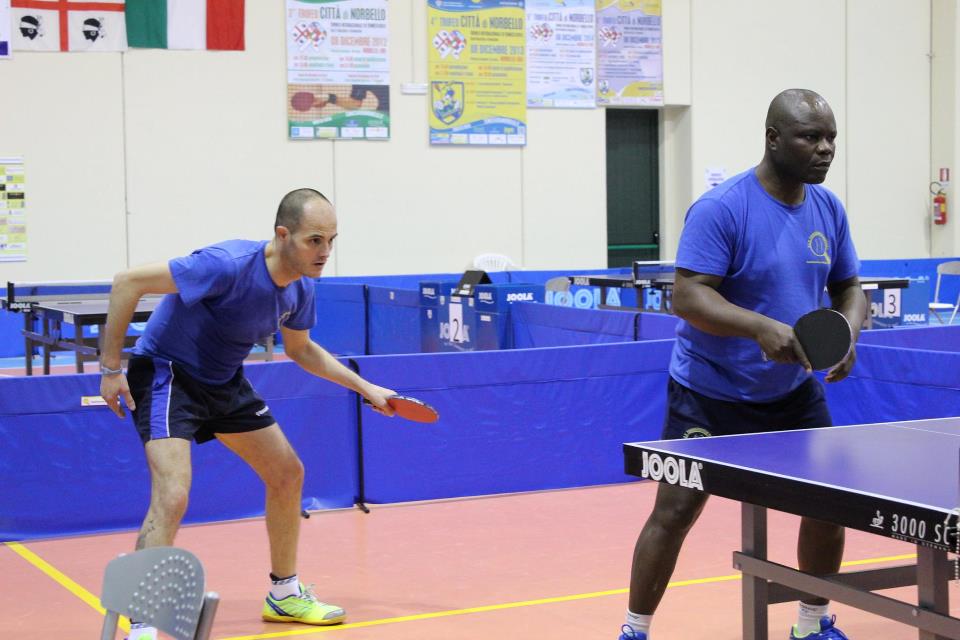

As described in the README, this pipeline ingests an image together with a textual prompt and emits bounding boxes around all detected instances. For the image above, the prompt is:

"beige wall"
[0,0,956,283]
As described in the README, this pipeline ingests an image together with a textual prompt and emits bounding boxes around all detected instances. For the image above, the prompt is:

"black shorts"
[127,356,276,444]
[661,375,832,440]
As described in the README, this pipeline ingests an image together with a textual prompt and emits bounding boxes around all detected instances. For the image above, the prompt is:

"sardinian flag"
[12,0,127,51]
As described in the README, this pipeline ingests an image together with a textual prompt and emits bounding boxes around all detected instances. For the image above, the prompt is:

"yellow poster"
[0,157,26,262]
[428,0,527,145]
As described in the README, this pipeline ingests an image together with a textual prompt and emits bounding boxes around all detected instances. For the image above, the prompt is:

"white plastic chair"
[100,547,219,640]
[929,260,960,325]
[472,253,517,272]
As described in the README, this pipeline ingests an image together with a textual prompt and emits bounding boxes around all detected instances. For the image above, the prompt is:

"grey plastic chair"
[100,547,219,640]
[929,260,960,324]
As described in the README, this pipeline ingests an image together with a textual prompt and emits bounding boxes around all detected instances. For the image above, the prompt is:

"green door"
[606,108,660,267]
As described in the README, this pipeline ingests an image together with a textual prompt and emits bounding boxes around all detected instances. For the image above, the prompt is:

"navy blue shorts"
[661,376,832,440]
[127,356,276,444]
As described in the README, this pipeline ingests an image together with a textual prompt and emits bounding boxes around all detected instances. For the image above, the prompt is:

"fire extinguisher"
[931,182,948,225]
[934,191,948,225]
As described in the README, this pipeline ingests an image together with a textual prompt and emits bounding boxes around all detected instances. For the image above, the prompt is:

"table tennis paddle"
[364,395,440,423]
[793,308,852,371]
[291,91,323,112]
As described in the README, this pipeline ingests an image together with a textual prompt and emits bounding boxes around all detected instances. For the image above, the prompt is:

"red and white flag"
[12,0,127,52]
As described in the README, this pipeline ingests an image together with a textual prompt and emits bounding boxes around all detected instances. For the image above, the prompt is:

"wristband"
[100,365,124,375]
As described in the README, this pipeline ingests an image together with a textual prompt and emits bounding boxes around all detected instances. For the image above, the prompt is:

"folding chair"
[929,260,960,325]
[472,253,517,272]
[100,547,219,640]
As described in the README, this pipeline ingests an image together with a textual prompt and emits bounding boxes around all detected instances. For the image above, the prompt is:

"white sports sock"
[270,573,301,599]
[796,602,829,635]
[625,610,652,636]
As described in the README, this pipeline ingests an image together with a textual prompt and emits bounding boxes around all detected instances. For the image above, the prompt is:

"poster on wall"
[0,0,10,59]
[595,0,662,107]
[0,158,27,262]
[427,0,526,146]
[286,0,390,140]
[525,0,595,108]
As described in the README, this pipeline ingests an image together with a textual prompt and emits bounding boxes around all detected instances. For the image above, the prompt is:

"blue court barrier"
[0,362,358,541]
[367,286,421,355]
[858,325,960,352]
[511,303,680,348]
[354,340,675,504]
[824,343,960,425]
[310,283,368,356]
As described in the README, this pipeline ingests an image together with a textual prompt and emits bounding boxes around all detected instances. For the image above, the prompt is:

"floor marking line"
[219,553,918,639]
[4,541,130,633]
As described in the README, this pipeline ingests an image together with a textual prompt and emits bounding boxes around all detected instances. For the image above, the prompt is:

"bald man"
[617,90,865,640]
[100,189,398,634]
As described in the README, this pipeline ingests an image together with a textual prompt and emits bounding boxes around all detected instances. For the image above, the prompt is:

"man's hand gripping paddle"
[793,308,853,371]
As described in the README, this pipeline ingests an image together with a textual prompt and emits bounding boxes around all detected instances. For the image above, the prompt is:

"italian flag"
[126,0,244,50]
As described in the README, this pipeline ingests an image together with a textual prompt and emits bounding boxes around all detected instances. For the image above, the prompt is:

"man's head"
[273,188,337,279]
[82,17,103,42]
[19,15,41,40]
[763,89,837,184]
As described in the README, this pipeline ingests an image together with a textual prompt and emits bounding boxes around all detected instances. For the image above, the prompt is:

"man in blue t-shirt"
[99,188,397,630]
[618,90,866,640]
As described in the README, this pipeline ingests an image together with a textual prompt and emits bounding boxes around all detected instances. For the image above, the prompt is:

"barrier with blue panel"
[418,280,460,353]
[824,342,960,425]
[367,286,420,355]
[310,283,368,355]
[354,340,674,504]
[474,283,544,350]
[511,303,680,348]
[0,362,358,541]
[858,324,960,352]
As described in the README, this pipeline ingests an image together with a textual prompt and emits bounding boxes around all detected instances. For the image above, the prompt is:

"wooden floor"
[3,482,955,639]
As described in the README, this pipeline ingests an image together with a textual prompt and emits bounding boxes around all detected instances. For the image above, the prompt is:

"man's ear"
[275,225,291,241]
[765,126,780,151]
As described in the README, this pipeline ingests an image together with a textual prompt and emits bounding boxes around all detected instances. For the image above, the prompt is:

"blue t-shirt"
[133,239,316,385]
[669,168,860,402]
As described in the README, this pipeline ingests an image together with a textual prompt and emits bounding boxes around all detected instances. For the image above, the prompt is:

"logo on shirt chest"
[806,231,831,265]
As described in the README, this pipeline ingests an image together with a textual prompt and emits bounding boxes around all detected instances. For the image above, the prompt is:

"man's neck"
[264,241,297,288]
[755,162,805,206]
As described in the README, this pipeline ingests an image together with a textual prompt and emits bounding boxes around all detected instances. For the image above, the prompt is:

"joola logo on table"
[478,291,495,302]
[506,292,534,302]
[640,452,704,490]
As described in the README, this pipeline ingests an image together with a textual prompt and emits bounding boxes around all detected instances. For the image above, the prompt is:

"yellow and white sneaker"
[262,583,346,626]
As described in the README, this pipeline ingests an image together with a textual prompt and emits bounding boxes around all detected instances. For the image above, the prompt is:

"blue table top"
[624,418,960,549]
[627,418,960,513]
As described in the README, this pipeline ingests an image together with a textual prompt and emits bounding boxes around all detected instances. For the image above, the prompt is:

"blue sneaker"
[619,624,648,640]
[789,615,848,639]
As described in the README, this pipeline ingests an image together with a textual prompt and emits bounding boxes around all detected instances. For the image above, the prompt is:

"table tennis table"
[568,271,910,328]
[3,281,274,375]
[624,417,960,639]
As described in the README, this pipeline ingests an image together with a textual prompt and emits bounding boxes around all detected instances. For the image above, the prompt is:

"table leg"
[42,317,52,375]
[741,503,769,640]
[917,546,950,640]
[75,325,86,374]
[24,313,33,376]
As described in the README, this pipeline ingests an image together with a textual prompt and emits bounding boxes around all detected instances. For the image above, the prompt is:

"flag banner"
[526,0,596,108]
[0,0,11,58]
[596,0,662,106]
[126,0,244,50]
[428,0,527,146]
[286,0,390,140]
[12,0,127,52]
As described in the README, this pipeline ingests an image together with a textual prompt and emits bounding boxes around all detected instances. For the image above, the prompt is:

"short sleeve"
[283,279,317,330]
[826,194,860,283]
[675,198,737,277]
[168,247,235,307]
